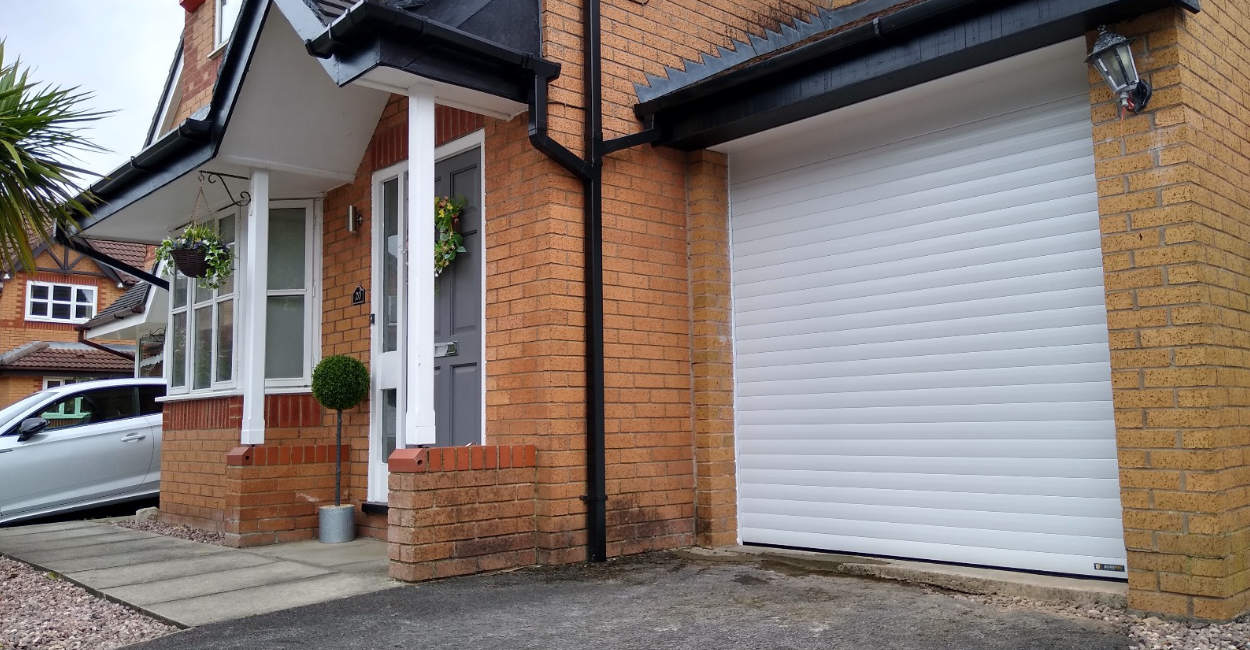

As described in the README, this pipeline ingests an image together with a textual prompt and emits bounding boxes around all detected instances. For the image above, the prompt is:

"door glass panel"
[193,306,212,389]
[382,178,400,353]
[265,296,305,378]
[381,389,397,461]
[216,300,234,382]
[267,208,307,290]
[171,312,187,388]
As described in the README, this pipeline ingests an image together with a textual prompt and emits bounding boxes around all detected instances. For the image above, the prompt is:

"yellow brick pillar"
[1093,6,1250,620]
[687,150,738,548]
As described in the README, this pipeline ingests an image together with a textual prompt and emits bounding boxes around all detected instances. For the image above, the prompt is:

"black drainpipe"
[528,0,658,563]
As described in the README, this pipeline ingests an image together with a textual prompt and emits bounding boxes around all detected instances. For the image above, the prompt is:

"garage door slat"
[742,484,1121,517]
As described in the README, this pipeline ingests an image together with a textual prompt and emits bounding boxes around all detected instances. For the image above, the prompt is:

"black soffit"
[635,0,1200,150]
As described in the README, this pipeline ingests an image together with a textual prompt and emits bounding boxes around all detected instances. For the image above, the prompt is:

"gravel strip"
[114,520,225,546]
[944,590,1250,650]
[0,556,174,649]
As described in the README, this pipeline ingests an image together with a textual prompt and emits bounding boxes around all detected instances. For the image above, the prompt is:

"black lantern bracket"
[199,171,252,210]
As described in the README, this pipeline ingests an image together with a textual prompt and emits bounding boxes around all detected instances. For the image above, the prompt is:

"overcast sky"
[2,0,184,184]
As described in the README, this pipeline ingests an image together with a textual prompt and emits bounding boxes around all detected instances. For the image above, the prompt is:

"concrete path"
[131,551,1130,650]
[0,520,397,626]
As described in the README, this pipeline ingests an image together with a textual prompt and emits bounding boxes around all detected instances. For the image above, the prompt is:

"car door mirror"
[17,417,48,442]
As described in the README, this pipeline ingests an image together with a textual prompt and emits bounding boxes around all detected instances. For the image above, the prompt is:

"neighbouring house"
[69,0,1250,621]
[0,239,153,406]
[81,279,167,380]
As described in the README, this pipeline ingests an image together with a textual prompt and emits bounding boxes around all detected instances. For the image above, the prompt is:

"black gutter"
[525,0,658,564]
[54,229,169,291]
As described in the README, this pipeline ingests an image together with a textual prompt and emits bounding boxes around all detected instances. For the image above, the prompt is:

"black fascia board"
[639,0,1200,150]
[305,0,559,102]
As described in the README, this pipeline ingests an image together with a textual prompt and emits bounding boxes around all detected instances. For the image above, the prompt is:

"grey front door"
[433,148,482,446]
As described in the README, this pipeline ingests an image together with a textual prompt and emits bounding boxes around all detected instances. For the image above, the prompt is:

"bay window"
[168,213,236,393]
[165,201,319,397]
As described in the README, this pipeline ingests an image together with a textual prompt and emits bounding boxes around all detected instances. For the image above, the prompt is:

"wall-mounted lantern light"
[1087,26,1151,114]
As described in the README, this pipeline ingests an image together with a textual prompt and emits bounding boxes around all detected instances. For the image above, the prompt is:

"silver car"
[0,378,165,524]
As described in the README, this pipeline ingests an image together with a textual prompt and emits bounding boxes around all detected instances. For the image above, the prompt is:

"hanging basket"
[169,246,210,278]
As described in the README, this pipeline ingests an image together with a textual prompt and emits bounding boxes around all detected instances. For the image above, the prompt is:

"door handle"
[121,434,146,442]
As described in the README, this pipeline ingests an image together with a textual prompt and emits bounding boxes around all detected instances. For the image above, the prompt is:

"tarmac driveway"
[134,551,1128,649]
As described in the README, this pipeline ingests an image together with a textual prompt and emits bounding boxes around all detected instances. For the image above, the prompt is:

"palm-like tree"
[0,42,106,269]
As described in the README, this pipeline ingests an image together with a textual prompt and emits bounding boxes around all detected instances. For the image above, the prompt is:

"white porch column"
[404,85,436,445]
[240,169,270,445]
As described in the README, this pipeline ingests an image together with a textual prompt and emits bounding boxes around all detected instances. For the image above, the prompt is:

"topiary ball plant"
[312,355,369,506]
[312,355,369,411]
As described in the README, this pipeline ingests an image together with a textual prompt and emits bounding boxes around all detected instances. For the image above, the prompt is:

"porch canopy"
[73,0,557,445]
[78,0,553,243]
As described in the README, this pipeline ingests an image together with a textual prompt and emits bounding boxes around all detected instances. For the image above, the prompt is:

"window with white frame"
[166,203,319,396]
[265,205,318,387]
[215,0,242,48]
[26,282,97,324]
[168,213,237,394]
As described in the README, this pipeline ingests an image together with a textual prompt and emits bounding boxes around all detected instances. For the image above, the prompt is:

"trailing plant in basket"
[155,223,233,288]
[434,196,466,278]
[312,355,370,507]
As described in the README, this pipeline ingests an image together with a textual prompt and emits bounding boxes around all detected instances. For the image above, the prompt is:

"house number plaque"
[352,285,366,306]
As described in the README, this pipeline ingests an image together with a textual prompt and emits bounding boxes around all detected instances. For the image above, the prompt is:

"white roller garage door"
[724,40,1125,578]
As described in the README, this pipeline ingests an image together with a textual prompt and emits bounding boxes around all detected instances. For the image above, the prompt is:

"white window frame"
[214,0,242,49]
[25,281,97,324]
[165,213,240,397]
[264,199,322,391]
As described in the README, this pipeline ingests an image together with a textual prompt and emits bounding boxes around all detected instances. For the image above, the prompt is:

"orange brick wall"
[158,396,242,531]
[223,441,350,547]
[0,376,45,409]
[388,446,538,581]
[158,393,371,544]
[1092,5,1250,621]
[171,0,224,125]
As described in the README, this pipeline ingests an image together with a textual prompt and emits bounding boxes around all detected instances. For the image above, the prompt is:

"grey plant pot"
[318,504,355,544]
